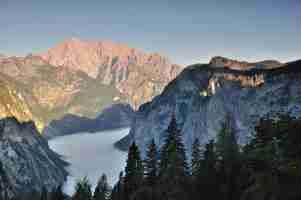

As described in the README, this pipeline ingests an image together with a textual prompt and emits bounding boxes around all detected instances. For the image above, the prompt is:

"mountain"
[209,56,283,70]
[39,38,182,109]
[43,103,135,139]
[116,57,301,157]
[0,39,182,134]
[0,55,120,132]
[0,117,68,199]
[0,54,6,61]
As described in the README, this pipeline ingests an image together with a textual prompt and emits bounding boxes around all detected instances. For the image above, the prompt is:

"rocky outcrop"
[43,104,135,139]
[0,117,68,199]
[39,38,183,109]
[116,58,301,158]
[0,56,121,131]
[0,54,6,61]
[209,56,282,70]
[0,73,45,132]
[0,40,182,134]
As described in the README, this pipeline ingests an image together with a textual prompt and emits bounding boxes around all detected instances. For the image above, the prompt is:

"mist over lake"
[49,128,129,195]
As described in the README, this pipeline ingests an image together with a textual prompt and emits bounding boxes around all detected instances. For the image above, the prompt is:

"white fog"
[49,128,129,195]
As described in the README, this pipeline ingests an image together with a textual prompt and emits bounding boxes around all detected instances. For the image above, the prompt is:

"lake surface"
[49,128,129,195]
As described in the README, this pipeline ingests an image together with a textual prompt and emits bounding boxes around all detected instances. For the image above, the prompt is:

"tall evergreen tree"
[193,140,219,200]
[40,187,48,200]
[111,172,124,200]
[144,139,158,186]
[93,173,111,200]
[73,176,92,200]
[124,142,143,200]
[50,185,64,200]
[159,115,188,182]
[202,140,217,174]
[191,138,202,177]
[216,113,241,200]
[216,113,240,165]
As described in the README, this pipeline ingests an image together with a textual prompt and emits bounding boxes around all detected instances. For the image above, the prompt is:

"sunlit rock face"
[39,38,183,109]
[0,39,182,134]
[209,56,282,70]
[0,54,6,61]
[0,55,120,132]
[0,117,68,199]
[116,58,301,159]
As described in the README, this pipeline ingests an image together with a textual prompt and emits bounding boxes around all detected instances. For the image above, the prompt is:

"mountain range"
[0,117,68,199]
[0,38,182,133]
[116,57,301,157]
[1,38,301,199]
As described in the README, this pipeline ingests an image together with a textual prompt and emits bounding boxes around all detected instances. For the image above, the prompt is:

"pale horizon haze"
[0,0,300,65]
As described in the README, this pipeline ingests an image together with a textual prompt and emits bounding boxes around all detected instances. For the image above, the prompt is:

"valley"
[0,39,182,135]
[1,1,300,199]
[48,128,129,196]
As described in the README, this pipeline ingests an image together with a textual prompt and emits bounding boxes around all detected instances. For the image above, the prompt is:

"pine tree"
[111,172,124,200]
[191,138,202,177]
[93,173,111,200]
[159,115,188,182]
[27,190,41,200]
[216,113,241,200]
[50,185,64,200]
[216,113,240,165]
[203,140,217,173]
[73,176,92,200]
[198,140,221,200]
[124,142,143,200]
[144,139,158,186]
[40,187,48,200]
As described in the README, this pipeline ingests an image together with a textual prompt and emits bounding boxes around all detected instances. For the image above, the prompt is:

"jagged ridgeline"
[0,117,68,199]
[116,58,301,157]
[0,56,121,133]
[0,39,182,134]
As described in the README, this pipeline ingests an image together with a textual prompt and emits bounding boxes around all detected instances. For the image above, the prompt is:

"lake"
[48,128,129,195]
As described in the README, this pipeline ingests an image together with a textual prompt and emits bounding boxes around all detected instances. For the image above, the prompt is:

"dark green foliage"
[111,57,119,66]
[93,174,111,200]
[191,138,202,177]
[130,186,160,200]
[156,116,190,200]
[40,187,48,200]
[111,172,124,200]
[49,185,64,200]
[10,114,301,200]
[216,113,242,200]
[193,140,221,200]
[216,113,240,164]
[144,139,158,185]
[242,115,301,200]
[124,142,143,200]
[159,116,188,182]
[72,177,92,200]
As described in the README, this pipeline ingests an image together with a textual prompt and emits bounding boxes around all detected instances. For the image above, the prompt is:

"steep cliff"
[116,58,301,158]
[0,55,121,131]
[0,39,182,134]
[40,38,182,109]
[0,117,68,199]
[0,73,45,132]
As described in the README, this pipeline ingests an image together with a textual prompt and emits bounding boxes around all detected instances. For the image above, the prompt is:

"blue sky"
[0,0,300,65]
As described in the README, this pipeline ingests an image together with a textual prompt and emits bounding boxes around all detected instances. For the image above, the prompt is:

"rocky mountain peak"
[38,38,183,109]
[0,117,68,199]
[209,56,282,70]
[39,38,178,78]
[116,59,301,157]
[0,54,6,61]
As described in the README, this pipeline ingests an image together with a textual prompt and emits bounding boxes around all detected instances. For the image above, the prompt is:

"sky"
[0,0,300,65]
